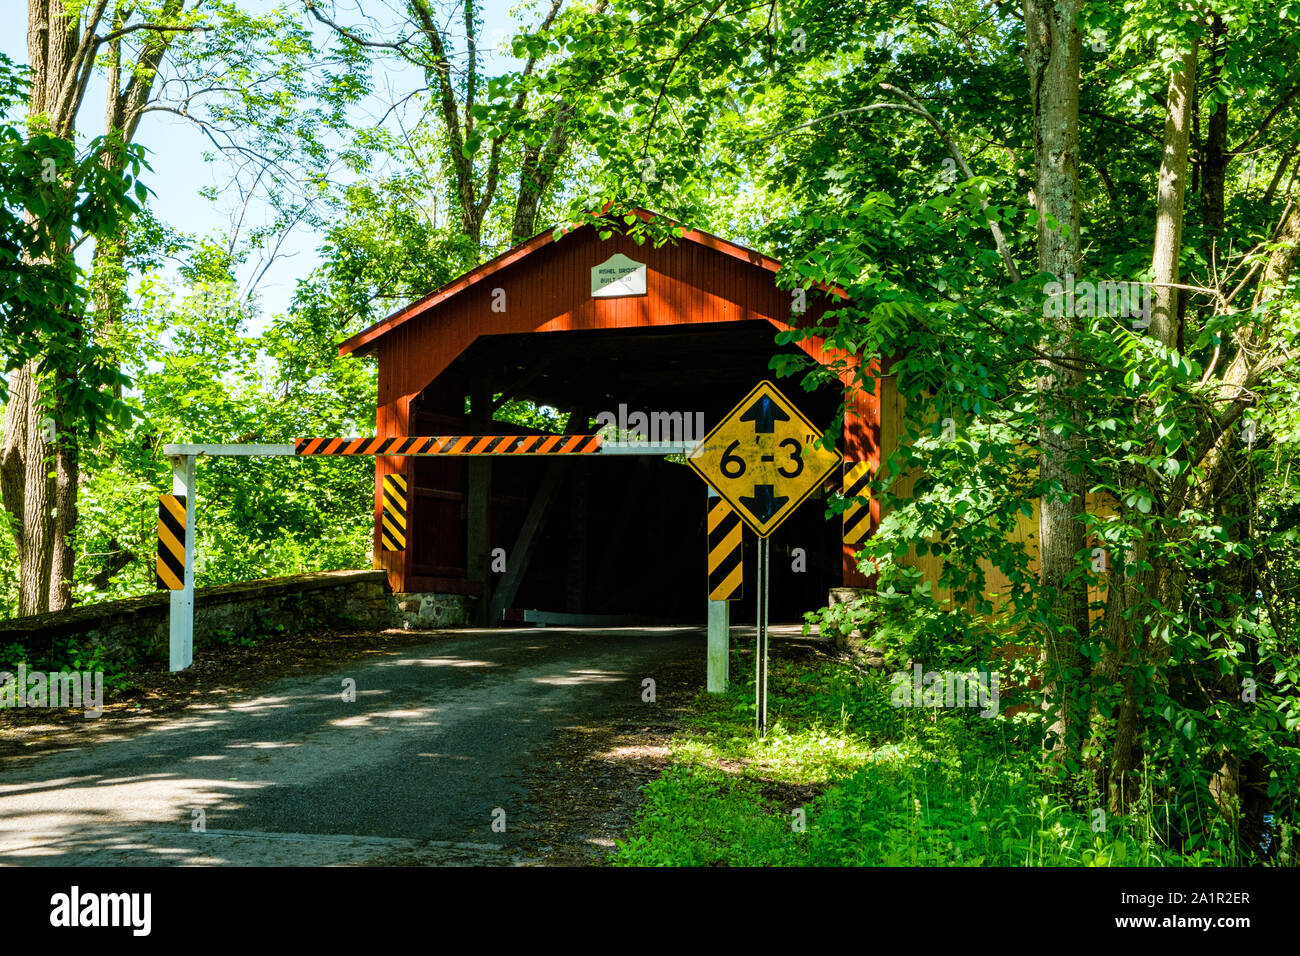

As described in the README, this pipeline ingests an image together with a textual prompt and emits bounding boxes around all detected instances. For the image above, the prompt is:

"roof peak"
[337,206,790,358]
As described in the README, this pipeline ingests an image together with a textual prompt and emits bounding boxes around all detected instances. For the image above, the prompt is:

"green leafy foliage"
[613,650,1285,866]
[0,53,143,435]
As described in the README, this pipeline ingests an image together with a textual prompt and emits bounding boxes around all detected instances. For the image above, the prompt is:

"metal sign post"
[755,536,771,735]
[686,380,842,737]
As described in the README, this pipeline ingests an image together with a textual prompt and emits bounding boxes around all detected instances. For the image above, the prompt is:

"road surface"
[0,626,707,866]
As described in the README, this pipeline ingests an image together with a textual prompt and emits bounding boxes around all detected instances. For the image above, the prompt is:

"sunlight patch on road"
[330,707,436,727]
[0,775,101,795]
[227,695,300,713]
[530,669,625,686]
[387,656,499,668]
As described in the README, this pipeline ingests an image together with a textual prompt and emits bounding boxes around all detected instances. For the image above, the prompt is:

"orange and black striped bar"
[294,435,604,456]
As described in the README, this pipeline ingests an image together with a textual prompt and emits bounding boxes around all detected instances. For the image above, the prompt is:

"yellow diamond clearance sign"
[687,381,842,537]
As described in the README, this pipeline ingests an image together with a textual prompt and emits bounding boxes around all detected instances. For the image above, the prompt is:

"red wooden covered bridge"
[337,208,885,624]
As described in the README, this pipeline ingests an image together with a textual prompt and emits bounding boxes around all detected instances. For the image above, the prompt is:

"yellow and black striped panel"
[842,462,872,545]
[156,494,187,591]
[382,474,408,551]
[707,496,743,601]
[296,435,604,456]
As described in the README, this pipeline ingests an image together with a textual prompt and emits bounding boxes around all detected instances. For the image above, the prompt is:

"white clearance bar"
[161,439,693,457]
[160,435,696,671]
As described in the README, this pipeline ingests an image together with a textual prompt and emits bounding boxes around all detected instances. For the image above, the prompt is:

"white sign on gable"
[591,253,647,298]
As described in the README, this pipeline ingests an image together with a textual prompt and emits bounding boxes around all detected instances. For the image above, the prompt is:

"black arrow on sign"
[739,484,788,523]
[739,395,790,433]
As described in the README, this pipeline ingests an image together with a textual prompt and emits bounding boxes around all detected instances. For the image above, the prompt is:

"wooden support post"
[169,454,196,672]
[467,380,493,623]
[488,461,564,625]
[566,468,588,613]
[600,461,647,590]
[706,484,729,693]
[488,408,587,624]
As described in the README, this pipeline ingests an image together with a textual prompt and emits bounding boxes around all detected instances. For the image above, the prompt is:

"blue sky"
[1,0,530,324]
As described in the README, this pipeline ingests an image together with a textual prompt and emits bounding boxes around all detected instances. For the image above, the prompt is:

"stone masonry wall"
[0,570,393,670]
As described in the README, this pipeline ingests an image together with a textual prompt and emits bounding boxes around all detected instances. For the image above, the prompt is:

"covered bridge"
[337,208,888,624]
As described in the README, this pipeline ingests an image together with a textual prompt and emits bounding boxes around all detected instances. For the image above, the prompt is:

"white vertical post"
[707,600,730,692]
[706,485,729,693]
[170,455,196,672]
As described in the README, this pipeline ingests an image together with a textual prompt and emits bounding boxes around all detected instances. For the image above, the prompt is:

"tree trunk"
[1200,17,1227,240]
[48,375,78,610]
[511,103,575,245]
[1198,204,1300,817]
[405,0,586,253]
[1150,40,1197,347]
[1024,0,1088,766]
[6,2,179,611]
[0,364,56,616]
[1,0,79,614]
[1103,37,1197,811]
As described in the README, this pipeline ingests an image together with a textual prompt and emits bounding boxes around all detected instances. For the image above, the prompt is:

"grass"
[611,643,1278,866]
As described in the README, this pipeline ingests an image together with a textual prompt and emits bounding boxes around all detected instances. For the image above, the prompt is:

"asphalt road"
[0,626,706,866]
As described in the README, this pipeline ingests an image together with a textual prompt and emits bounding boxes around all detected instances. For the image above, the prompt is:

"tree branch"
[1229,85,1300,155]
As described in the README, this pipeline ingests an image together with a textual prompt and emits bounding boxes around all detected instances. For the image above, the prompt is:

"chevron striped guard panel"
[382,474,408,551]
[842,461,872,545]
[707,496,743,601]
[157,494,187,590]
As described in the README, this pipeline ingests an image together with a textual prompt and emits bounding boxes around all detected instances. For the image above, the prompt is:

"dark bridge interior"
[406,321,845,624]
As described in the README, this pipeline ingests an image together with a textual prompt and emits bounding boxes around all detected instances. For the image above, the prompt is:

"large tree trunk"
[1150,41,1196,348]
[1200,16,1228,240]
[48,368,79,610]
[1024,0,1088,766]
[0,365,56,616]
[510,104,573,245]
[2,0,80,614]
[1102,37,1197,813]
[9,2,179,611]
[94,28,146,403]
